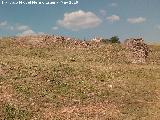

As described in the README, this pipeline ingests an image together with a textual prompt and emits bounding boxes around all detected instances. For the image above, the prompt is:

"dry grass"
[0,38,160,120]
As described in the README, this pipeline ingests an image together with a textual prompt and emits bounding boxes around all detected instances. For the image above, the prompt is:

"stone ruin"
[124,38,150,63]
[14,35,72,46]
[91,37,103,42]
[12,35,102,48]
[0,35,151,64]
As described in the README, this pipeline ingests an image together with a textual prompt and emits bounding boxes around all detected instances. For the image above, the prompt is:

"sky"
[0,0,160,42]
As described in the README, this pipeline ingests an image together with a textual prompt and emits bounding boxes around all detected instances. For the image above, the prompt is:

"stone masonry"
[124,38,150,63]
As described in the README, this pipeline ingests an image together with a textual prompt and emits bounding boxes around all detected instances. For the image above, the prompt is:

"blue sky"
[0,0,160,42]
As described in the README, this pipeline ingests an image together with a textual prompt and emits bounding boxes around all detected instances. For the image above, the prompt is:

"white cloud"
[17,30,45,36]
[99,9,107,16]
[18,29,36,36]
[109,3,118,7]
[12,23,45,36]
[127,17,146,24]
[0,20,15,31]
[0,21,8,27]
[0,21,14,31]
[52,26,59,30]
[16,24,38,36]
[8,26,14,30]
[57,10,102,31]
[0,21,42,36]
[16,25,30,31]
[157,25,160,30]
[106,15,120,22]
[0,21,32,32]
[37,32,45,35]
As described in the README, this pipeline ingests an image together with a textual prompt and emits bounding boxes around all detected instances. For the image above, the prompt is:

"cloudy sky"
[0,0,160,42]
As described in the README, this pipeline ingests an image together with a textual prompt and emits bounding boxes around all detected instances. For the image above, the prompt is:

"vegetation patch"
[0,38,160,119]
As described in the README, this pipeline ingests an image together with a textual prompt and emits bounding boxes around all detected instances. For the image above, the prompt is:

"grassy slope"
[0,39,160,120]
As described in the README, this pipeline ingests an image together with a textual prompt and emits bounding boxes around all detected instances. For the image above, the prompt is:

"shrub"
[101,39,111,43]
[110,36,120,43]
[101,36,120,44]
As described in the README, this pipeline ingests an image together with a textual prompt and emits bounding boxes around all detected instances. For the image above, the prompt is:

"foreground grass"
[0,39,160,120]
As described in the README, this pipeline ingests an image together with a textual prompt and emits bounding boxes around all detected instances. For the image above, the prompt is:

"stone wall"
[13,35,91,48]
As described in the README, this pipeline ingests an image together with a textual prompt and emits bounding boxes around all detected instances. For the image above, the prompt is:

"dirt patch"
[42,107,55,120]
[58,101,121,119]
[0,85,16,104]
[0,66,5,75]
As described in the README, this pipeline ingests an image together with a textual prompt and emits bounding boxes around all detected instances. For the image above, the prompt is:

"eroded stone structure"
[13,35,93,48]
[91,37,103,42]
[124,38,150,63]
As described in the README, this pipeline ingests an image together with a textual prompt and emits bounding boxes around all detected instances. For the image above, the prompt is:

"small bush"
[101,39,111,43]
[110,36,120,43]
[101,36,120,44]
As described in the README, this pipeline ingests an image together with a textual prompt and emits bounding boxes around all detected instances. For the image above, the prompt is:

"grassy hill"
[0,38,160,120]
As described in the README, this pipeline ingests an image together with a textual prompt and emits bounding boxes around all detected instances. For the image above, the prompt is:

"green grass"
[0,39,160,119]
